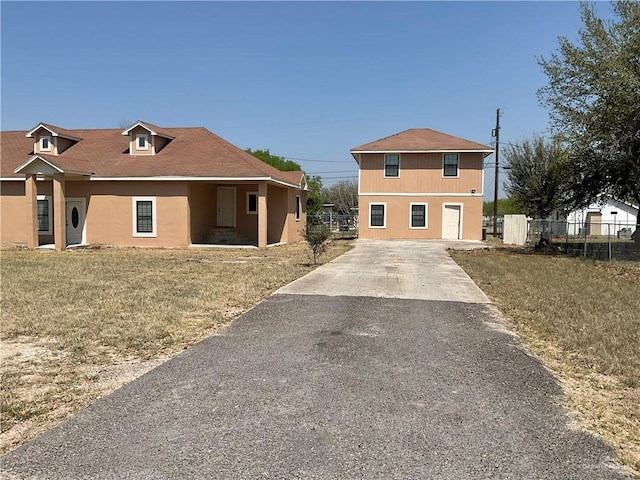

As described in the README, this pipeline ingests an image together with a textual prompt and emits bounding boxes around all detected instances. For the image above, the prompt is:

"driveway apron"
[1,240,629,479]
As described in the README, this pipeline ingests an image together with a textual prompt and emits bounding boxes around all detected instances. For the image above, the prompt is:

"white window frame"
[136,134,149,151]
[442,153,460,178]
[409,202,428,229]
[384,153,400,178]
[369,202,386,228]
[246,192,258,215]
[40,136,52,152]
[295,195,301,221]
[132,196,157,237]
[37,195,52,235]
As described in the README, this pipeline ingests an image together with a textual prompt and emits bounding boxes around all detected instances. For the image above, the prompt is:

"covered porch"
[188,180,302,248]
[15,155,93,251]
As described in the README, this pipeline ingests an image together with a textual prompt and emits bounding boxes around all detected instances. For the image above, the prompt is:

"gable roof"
[121,120,176,139]
[1,123,305,189]
[25,123,83,141]
[14,154,94,176]
[351,128,494,154]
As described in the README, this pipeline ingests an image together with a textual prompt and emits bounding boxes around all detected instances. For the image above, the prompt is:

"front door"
[66,199,84,245]
[217,187,236,227]
[443,205,461,239]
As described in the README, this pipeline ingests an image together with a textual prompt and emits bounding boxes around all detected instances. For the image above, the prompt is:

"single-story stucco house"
[0,121,307,250]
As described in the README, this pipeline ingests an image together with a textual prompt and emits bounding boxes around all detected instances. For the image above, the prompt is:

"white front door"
[66,199,84,245]
[443,205,461,239]
[217,187,236,227]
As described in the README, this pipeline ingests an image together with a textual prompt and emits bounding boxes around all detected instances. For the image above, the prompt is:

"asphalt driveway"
[1,240,629,479]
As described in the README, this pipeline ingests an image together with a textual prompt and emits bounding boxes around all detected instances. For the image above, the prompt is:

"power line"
[284,156,351,163]
[307,170,357,174]
[316,175,358,180]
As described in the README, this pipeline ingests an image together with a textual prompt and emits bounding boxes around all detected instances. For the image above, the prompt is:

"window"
[410,203,428,229]
[246,192,257,214]
[40,136,51,152]
[443,153,459,177]
[136,134,148,150]
[384,154,400,178]
[132,197,156,237]
[369,203,386,228]
[295,195,301,221]
[37,196,52,234]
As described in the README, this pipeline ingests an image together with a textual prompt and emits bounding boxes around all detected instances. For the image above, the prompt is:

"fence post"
[608,223,612,262]
[583,225,588,257]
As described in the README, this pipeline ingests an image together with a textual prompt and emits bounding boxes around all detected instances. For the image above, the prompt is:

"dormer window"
[136,134,148,150]
[41,136,51,152]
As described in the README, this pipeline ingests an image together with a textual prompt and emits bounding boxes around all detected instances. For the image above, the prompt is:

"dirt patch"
[1,338,171,455]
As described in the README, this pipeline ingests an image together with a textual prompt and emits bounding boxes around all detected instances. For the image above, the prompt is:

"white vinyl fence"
[503,214,528,245]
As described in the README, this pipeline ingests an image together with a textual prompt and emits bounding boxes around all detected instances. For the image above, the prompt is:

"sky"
[0,1,613,198]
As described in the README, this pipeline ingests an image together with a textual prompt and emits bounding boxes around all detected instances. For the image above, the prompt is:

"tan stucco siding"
[235,185,258,243]
[154,136,170,154]
[359,152,484,195]
[0,182,28,243]
[2,179,305,248]
[67,181,190,247]
[287,189,305,243]
[56,137,75,155]
[188,183,215,244]
[128,126,154,156]
[267,185,288,244]
[358,195,483,240]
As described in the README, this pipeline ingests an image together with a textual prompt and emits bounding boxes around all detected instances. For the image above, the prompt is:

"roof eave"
[350,149,495,154]
[121,121,176,139]
[13,155,94,176]
[25,123,83,141]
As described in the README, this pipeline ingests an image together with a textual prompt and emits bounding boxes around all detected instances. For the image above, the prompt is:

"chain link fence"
[527,219,639,261]
[308,213,358,237]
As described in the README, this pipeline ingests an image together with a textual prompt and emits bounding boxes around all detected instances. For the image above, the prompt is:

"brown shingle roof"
[30,123,83,141]
[121,121,176,139]
[1,124,304,188]
[351,128,494,153]
[14,154,94,176]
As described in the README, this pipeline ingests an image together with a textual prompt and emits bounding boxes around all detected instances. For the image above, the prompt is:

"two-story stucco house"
[351,129,493,240]
[1,121,307,250]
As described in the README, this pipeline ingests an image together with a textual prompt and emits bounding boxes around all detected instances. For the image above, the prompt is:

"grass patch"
[0,240,352,453]
[451,249,640,476]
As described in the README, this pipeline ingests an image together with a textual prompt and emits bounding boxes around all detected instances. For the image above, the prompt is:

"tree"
[306,175,324,219]
[245,148,301,171]
[302,223,331,264]
[503,136,567,219]
[245,148,324,219]
[482,198,525,217]
[322,180,358,227]
[537,1,640,241]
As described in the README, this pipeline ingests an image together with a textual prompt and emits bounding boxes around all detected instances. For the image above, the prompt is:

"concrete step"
[207,228,252,245]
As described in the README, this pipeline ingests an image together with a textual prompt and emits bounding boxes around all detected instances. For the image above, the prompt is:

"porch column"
[258,181,268,248]
[53,173,66,251]
[25,174,39,249]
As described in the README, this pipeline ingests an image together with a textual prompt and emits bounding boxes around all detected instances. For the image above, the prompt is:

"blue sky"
[1,1,609,197]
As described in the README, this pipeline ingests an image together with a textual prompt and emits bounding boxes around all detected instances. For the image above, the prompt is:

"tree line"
[244,148,357,220]
[504,1,639,245]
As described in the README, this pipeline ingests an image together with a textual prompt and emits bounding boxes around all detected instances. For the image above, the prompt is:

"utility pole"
[492,108,501,238]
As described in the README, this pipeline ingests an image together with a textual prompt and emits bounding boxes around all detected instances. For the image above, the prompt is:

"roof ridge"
[199,127,293,179]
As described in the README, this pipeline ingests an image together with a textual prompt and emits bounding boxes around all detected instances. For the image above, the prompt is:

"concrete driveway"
[1,240,629,479]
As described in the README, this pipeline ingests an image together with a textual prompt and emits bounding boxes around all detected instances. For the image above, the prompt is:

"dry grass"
[0,240,353,454]
[451,249,640,476]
